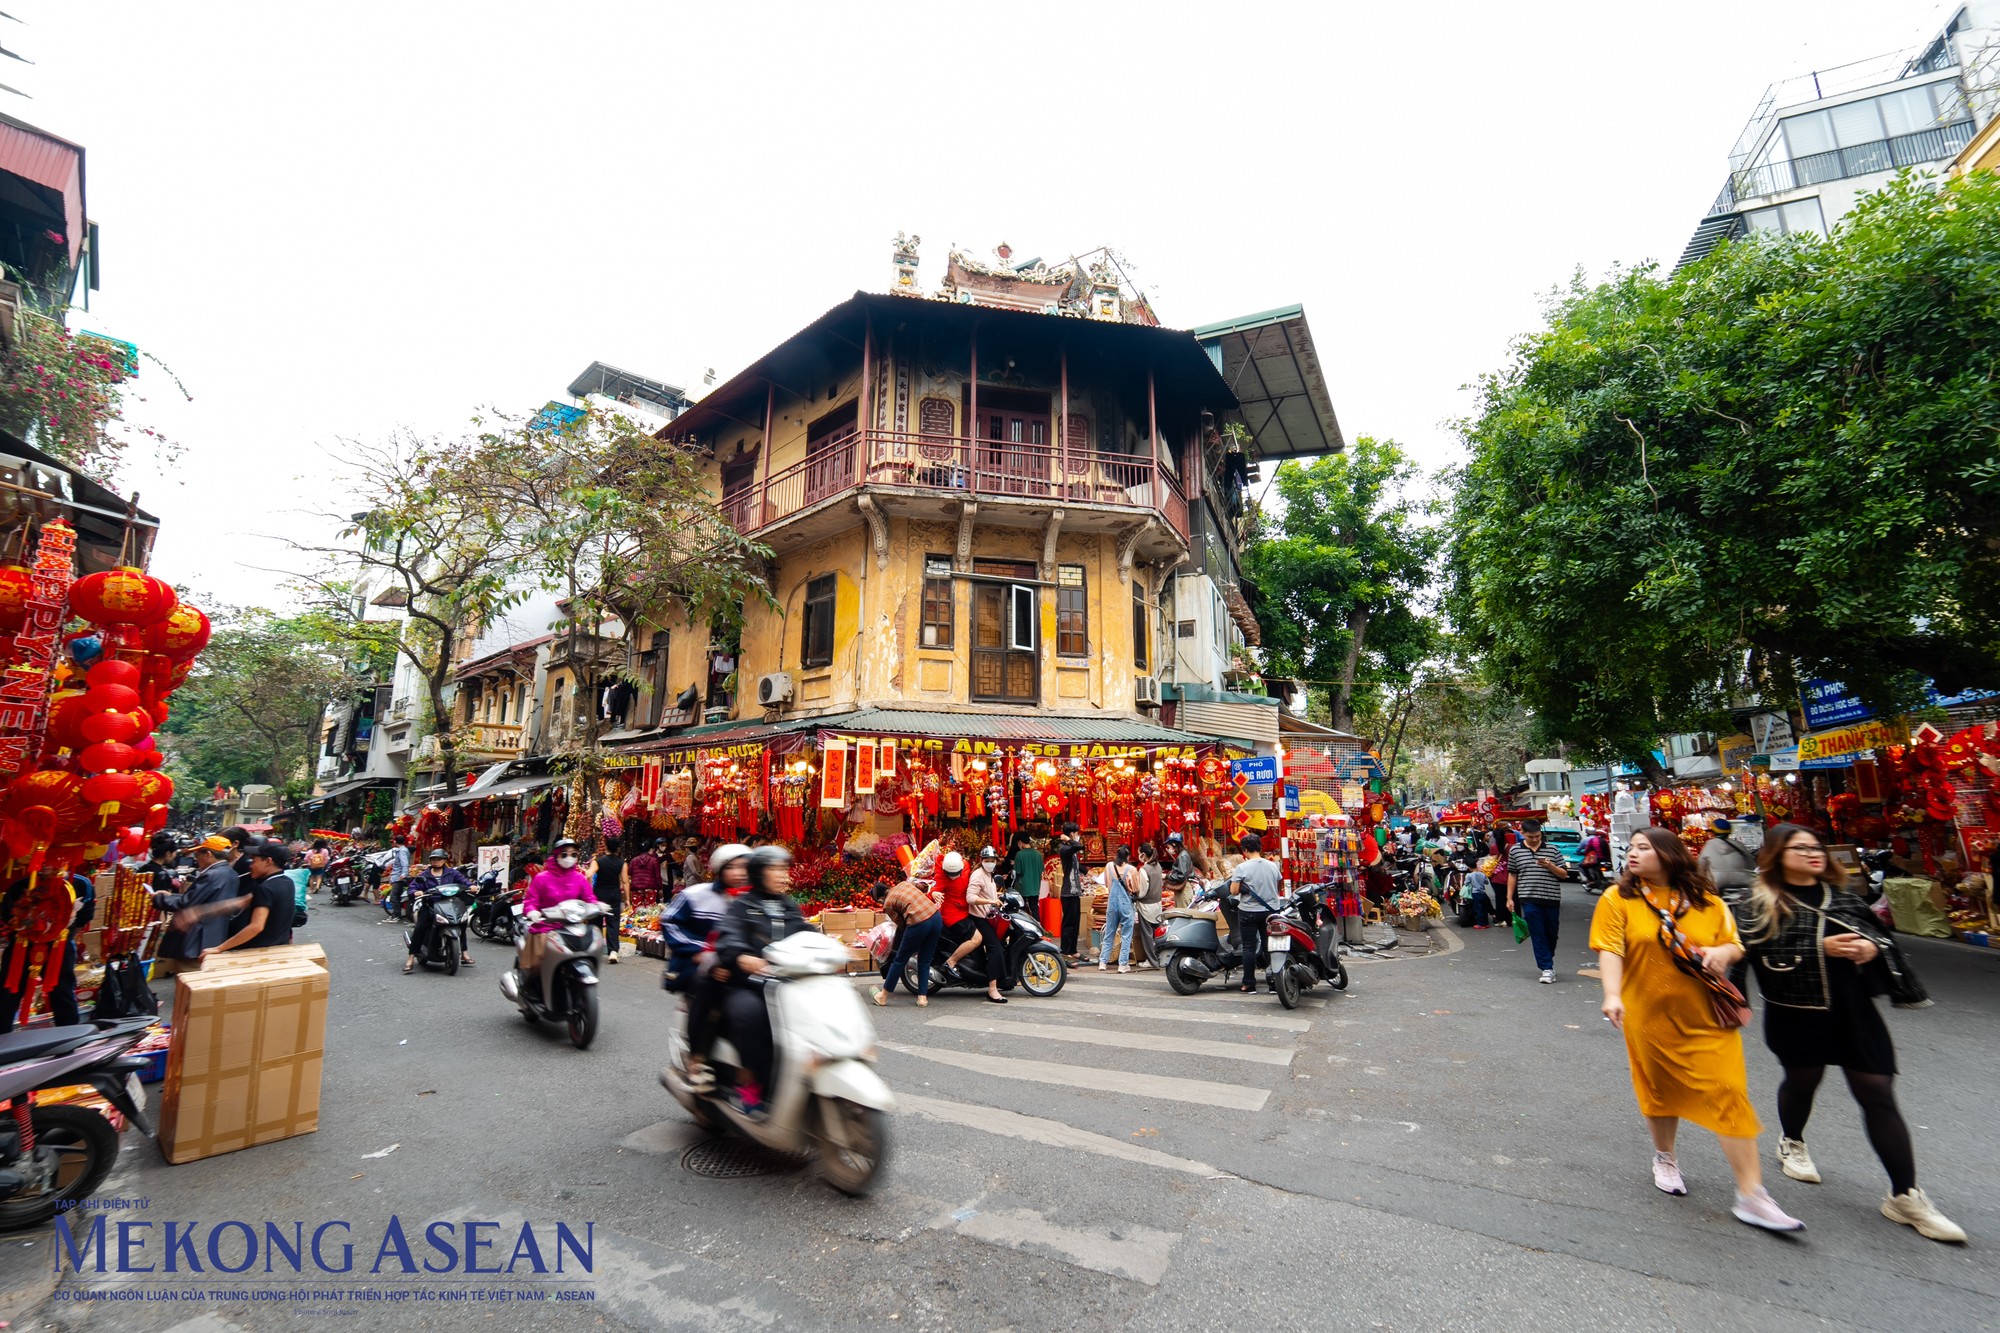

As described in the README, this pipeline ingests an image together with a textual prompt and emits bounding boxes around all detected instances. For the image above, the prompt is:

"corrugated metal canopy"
[1192,305,1344,462]
[818,708,1214,745]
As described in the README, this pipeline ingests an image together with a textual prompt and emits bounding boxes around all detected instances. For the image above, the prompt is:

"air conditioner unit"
[757,672,794,707]
[1134,676,1163,709]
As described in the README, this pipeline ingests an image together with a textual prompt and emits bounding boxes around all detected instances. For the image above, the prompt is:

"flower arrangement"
[1392,889,1441,919]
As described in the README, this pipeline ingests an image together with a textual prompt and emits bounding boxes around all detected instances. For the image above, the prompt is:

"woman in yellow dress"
[1591,826,1804,1232]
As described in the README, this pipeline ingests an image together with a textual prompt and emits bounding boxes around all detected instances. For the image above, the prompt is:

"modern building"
[1677,3,2000,268]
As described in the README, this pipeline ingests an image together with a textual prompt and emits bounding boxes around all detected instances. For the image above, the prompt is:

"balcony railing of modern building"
[1709,119,1976,213]
[720,428,1191,542]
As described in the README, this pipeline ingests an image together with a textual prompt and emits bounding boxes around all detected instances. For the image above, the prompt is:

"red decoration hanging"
[0,565,35,633]
[69,566,177,630]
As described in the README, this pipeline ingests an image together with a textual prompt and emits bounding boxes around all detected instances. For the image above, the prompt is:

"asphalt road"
[37,891,2000,1332]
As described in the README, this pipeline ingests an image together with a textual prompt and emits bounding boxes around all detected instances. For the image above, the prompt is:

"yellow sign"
[1796,720,1896,765]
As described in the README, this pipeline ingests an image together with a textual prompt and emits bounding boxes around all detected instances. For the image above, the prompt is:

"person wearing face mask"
[670,843,753,1093]
[515,837,598,998]
[936,849,1008,1004]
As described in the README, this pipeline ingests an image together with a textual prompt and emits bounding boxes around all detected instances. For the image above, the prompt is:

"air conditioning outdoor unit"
[757,672,794,707]
[1134,676,1163,709]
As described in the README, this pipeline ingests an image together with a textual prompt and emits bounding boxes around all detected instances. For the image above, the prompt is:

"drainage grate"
[679,1139,811,1179]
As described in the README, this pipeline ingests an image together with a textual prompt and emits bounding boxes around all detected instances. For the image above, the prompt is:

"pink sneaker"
[1733,1187,1805,1232]
[1652,1151,1688,1196]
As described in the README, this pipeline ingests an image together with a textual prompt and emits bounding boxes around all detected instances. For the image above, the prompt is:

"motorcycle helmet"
[426,847,447,862]
[940,850,965,876]
[746,845,793,893]
[980,845,998,862]
[709,843,753,878]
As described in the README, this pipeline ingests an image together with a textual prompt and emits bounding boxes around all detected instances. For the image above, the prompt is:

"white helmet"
[940,850,965,875]
[710,843,752,877]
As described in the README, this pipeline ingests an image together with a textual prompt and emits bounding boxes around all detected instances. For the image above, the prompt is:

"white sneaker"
[1881,1187,1967,1242]
[1652,1151,1687,1196]
[1777,1137,1821,1183]
[1118,964,1132,974]
[1539,970,1555,984]
[1732,1188,1805,1232]
[1097,960,1109,971]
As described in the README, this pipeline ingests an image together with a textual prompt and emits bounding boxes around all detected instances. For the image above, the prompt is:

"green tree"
[1450,172,2000,764]
[158,605,393,798]
[1243,436,1441,732]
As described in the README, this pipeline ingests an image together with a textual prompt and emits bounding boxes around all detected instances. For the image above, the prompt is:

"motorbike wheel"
[1328,959,1350,991]
[567,987,599,1049]
[1275,964,1301,1010]
[0,1104,119,1231]
[444,945,460,977]
[903,957,937,995]
[814,1097,888,1197]
[1018,944,1066,997]
[1165,952,1205,996]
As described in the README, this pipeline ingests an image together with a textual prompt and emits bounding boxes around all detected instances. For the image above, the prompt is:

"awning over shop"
[620,708,1235,766]
[1191,305,1345,462]
[433,775,557,807]
[313,775,400,804]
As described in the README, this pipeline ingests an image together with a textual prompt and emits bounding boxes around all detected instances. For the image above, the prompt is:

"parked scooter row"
[0,1017,155,1230]
[1159,879,1350,1008]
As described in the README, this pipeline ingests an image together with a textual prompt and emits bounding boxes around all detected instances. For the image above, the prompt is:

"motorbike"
[0,1017,155,1230]
[906,892,1067,998]
[1162,881,1350,1003]
[660,930,893,1196]
[405,881,472,974]
[327,852,367,907]
[499,899,604,1049]
[469,873,520,945]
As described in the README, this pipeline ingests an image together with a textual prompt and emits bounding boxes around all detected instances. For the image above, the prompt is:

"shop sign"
[476,844,510,882]
[1767,748,1800,772]
[1796,720,1895,768]
[1803,679,1874,730]
[1230,755,1280,783]
[1717,734,1755,772]
[1282,783,1299,815]
[822,732,1208,761]
[649,739,769,768]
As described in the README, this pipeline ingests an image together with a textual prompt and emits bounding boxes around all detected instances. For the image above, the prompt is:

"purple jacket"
[524,865,598,933]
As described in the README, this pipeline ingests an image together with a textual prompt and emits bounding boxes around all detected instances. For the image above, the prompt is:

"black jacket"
[714,890,808,979]
[1735,883,1887,1011]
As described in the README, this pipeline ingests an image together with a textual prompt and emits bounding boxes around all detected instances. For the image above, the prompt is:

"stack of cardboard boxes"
[814,910,881,974]
[156,943,329,1165]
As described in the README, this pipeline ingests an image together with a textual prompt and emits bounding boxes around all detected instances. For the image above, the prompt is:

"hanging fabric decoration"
[820,739,848,810]
[854,740,876,794]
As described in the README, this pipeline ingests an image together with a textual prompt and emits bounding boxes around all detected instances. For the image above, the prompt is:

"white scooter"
[660,931,893,1195]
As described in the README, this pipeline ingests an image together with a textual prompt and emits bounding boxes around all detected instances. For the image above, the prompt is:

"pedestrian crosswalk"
[871,969,1342,1138]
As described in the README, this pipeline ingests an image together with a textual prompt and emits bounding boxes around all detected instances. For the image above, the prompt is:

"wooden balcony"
[458,722,526,759]
[721,429,1190,549]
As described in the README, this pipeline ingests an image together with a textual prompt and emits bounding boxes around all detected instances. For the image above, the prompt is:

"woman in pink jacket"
[517,837,600,977]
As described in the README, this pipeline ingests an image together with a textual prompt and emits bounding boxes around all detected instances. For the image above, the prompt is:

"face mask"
[982,861,997,871]
[557,855,578,870]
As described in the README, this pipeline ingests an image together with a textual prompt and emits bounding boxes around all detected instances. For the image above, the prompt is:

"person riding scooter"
[404,848,474,974]
[711,846,810,1117]
[673,844,752,1094]
[935,849,1008,1004]
[516,838,597,997]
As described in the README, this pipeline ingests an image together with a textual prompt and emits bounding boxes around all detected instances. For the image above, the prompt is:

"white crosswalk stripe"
[923,1014,1295,1066]
[1034,998,1311,1032]
[880,1040,1271,1110]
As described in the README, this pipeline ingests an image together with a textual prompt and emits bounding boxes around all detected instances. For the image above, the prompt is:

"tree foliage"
[1243,436,1441,732]
[1449,172,2000,760]
[159,605,395,798]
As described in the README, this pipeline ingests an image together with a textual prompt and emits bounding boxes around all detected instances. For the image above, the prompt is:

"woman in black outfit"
[592,840,627,964]
[1737,824,1964,1243]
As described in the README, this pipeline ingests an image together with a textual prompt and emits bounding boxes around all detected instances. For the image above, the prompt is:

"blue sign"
[1230,756,1279,783]
[1803,679,1874,730]
[1283,783,1299,814]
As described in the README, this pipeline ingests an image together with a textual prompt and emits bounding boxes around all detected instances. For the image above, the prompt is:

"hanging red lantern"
[45,693,91,752]
[141,807,168,833]
[69,567,177,629]
[117,828,149,856]
[79,709,147,746]
[81,683,141,715]
[143,602,210,662]
[0,565,34,633]
[77,741,139,773]
[130,745,163,771]
[7,771,87,834]
[81,771,139,808]
[85,659,143,691]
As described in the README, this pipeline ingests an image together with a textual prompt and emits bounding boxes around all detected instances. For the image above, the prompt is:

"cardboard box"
[198,942,328,973]
[74,929,105,966]
[817,910,865,936]
[157,961,328,1165]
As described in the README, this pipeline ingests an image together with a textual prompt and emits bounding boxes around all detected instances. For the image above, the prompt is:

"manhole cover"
[679,1139,810,1179]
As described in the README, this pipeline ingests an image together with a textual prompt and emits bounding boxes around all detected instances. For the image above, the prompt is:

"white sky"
[12,0,1965,608]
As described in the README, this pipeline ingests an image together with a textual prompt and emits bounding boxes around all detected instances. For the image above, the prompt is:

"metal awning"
[433,775,557,807]
[1192,305,1344,462]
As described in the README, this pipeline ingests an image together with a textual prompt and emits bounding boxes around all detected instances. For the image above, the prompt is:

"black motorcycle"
[327,853,365,906]
[469,873,520,945]
[404,881,472,974]
[908,893,1067,998]
[0,1017,154,1230]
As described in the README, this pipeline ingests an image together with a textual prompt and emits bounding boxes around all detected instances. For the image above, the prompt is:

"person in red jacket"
[935,850,1007,1004]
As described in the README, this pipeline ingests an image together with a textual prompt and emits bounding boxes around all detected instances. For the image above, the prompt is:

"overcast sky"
[13,0,1965,609]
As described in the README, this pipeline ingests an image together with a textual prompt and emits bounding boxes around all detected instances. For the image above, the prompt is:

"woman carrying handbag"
[1737,824,1964,1243]
[1591,826,1803,1231]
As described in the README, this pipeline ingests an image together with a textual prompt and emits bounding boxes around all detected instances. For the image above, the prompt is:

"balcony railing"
[1711,119,1974,212]
[723,428,1190,540]
[460,722,525,756]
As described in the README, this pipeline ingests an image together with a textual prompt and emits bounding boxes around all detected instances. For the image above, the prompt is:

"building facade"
[1677,3,2000,268]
